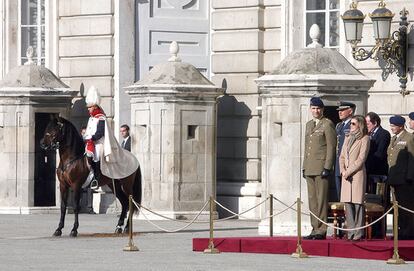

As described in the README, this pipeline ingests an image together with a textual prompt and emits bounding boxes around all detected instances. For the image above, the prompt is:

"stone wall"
[347,0,414,121]
[57,0,123,214]
[0,0,19,78]
[211,0,282,218]
[57,0,115,129]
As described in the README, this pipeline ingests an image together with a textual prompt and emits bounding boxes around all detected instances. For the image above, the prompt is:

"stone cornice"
[124,84,224,98]
[0,87,78,98]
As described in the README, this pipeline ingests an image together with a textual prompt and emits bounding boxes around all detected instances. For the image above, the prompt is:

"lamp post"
[341,0,409,96]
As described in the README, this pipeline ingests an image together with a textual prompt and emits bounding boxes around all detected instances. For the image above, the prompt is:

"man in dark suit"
[387,115,414,240]
[120,124,131,151]
[303,97,337,240]
[335,101,355,200]
[365,112,391,193]
[409,112,414,131]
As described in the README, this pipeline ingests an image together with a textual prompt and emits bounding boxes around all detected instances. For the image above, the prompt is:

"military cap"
[310,97,324,107]
[336,101,356,111]
[389,115,406,126]
[409,112,414,120]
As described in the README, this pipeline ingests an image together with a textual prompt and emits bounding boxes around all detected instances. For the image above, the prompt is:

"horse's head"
[40,115,65,151]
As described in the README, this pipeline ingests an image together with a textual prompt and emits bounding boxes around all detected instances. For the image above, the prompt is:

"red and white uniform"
[84,108,106,162]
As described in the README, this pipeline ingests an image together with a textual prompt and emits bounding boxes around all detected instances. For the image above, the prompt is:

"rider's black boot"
[90,160,101,190]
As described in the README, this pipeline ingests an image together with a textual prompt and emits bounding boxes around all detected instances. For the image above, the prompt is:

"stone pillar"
[211,0,282,219]
[125,42,224,219]
[255,28,375,235]
[0,51,76,214]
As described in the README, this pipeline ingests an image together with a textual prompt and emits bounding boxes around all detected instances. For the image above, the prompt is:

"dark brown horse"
[40,115,141,237]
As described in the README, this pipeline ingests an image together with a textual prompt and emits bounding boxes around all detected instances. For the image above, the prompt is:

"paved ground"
[0,214,412,271]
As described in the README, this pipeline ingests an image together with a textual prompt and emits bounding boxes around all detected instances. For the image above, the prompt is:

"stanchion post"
[269,194,273,237]
[123,195,139,252]
[204,196,220,254]
[291,197,308,258]
[387,200,405,264]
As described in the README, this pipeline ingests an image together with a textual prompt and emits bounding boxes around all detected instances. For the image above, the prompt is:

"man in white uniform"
[83,86,107,189]
[83,86,140,190]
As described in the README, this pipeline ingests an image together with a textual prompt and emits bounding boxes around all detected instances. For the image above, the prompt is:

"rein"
[57,154,86,173]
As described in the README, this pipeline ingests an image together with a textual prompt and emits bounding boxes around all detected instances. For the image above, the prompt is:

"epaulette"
[93,113,106,120]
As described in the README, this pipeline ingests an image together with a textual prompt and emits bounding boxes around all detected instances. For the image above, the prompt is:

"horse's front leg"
[70,187,82,237]
[53,185,69,237]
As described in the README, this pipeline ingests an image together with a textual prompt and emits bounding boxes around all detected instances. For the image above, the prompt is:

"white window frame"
[0,0,57,77]
[304,0,340,48]
[18,0,47,66]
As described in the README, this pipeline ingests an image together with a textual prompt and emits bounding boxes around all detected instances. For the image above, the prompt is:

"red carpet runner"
[193,237,414,261]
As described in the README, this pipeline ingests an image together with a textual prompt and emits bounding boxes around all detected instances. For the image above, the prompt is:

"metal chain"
[132,200,209,232]
[308,207,393,231]
[132,199,210,224]
[272,196,310,216]
[213,197,269,221]
[261,202,297,220]
[214,198,296,221]
[130,196,400,234]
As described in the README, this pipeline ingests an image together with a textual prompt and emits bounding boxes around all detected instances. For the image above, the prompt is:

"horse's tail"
[132,166,142,214]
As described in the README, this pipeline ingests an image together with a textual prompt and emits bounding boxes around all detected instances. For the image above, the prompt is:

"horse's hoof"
[123,227,129,234]
[53,230,62,237]
[69,230,78,237]
[115,226,123,234]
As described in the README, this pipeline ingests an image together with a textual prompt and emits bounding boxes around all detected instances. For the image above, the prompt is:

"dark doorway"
[324,106,340,126]
[34,113,56,206]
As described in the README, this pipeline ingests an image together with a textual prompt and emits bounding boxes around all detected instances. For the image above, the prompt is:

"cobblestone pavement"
[0,214,412,271]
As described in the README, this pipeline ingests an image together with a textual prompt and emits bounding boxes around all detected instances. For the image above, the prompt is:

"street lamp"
[341,0,409,96]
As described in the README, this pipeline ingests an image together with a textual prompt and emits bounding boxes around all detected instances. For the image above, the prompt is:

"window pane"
[329,0,339,9]
[21,0,46,66]
[329,11,339,46]
[41,26,45,57]
[21,0,38,25]
[41,0,45,25]
[306,0,325,10]
[21,27,38,58]
[306,13,326,46]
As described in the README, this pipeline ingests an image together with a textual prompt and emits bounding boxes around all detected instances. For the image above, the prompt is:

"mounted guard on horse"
[40,86,142,237]
[83,86,139,189]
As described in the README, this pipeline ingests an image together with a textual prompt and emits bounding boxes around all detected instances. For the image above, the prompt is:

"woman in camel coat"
[339,115,370,241]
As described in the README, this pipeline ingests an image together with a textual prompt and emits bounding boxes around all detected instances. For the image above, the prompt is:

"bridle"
[41,121,64,150]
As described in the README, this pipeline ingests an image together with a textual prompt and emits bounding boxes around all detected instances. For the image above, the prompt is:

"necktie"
[122,140,125,148]
[338,122,344,132]
[310,120,316,130]
[391,136,397,147]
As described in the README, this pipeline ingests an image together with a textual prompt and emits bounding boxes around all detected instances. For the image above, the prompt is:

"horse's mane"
[60,117,85,157]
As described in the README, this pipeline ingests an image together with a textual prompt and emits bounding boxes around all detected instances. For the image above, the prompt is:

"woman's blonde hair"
[352,115,368,136]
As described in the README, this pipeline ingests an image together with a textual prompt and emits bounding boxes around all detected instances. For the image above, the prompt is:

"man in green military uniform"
[302,97,337,240]
[387,115,414,240]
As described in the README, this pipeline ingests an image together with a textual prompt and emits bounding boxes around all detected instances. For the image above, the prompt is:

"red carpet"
[193,237,414,261]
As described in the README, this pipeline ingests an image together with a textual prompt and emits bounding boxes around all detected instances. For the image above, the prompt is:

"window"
[20,0,45,65]
[305,0,339,48]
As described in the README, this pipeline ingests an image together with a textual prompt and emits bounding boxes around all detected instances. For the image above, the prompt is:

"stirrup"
[90,179,99,190]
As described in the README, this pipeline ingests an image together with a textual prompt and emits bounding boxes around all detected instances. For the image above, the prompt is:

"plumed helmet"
[85,86,101,107]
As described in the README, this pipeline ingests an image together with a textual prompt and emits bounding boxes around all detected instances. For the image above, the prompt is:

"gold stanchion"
[123,195,139,252]
[291,197,308,258]
[204,196,220,254]
[269,194,273,237]
[387,200,405,264]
